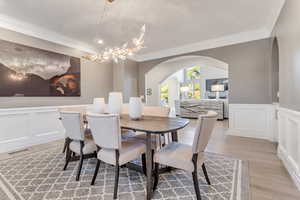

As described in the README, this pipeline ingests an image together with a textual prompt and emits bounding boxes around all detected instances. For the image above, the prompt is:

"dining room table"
[60,107,190,200]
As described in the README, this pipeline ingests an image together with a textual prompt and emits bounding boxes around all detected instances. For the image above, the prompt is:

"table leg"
[171,131,178,142]
[146,132,153,200]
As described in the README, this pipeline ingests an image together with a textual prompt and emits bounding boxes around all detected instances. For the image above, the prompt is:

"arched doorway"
[271,37,279,102]
[145,55,229,106]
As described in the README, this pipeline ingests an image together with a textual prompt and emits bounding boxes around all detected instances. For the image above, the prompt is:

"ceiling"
[0,0,285,61]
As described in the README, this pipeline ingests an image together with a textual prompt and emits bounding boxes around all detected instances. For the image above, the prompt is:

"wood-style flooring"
[178,120,300,200]
[0,120,300,200]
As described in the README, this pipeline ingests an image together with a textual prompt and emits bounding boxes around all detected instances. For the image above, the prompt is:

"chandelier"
[83,0,146,63]
[83,25,145,63]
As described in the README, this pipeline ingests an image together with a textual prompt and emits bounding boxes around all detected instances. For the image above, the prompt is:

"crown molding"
[266,0,286,34]
[133,0,285,62]
[0,0,284,62]
[132,28,271,62]
[0,14,98,54]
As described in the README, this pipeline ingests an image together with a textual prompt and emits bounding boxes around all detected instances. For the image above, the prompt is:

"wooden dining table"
[61,108,190,200]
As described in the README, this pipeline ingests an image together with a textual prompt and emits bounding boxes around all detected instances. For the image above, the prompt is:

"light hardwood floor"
[0,120,300,200]
[178,120,300,200]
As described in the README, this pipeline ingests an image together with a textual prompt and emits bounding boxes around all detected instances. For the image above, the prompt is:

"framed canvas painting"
[0,39,81,97]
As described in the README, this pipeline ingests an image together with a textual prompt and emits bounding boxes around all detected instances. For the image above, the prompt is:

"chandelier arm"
[83,0,146,63]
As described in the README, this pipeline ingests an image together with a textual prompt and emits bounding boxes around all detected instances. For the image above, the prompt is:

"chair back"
[60,111,85,141]
[192,111,218,154]
[86,113,121,149]
[143,106,170,117]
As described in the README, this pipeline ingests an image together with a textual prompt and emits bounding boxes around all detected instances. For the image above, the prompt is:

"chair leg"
[192,170,202,200]
[113,150,120,199]
[63,147,71,170]
[113,164,120,199]
[62,138,69,153]
[91,159,101,185]
[153,163,159,192]
[141,154,147,175]
[192,154,202,200]
[152,149,154,169]
[202,163,211,185]
[76,154,84,181]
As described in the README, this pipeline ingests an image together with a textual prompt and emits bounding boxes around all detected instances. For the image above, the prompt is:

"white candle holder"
[129,97,143,120]
[92,98,105,114]
[108,92,123,115]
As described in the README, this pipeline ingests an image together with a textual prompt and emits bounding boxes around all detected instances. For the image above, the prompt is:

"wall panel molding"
[0,105,88,153]
[277,107,300,190]
[226,104,277,141]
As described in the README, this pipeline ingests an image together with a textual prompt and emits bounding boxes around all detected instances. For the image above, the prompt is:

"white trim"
[133,0,286,62]
[0,0,285,63]
[277,107,300,191]
[226,104,277,142]
[133,29,270,62]
[266,0,286,33]
[0,14,97,54]
[278,146,300,191]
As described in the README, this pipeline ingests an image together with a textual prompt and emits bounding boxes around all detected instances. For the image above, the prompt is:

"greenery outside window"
[183,66,201,99]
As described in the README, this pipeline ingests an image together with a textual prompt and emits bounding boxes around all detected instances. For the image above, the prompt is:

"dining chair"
[60,107,91,153]
[130,106,171,147]
[152,111,218,200]
[126,106,170,174]
[60,111,97,181]
[86,113,146,199]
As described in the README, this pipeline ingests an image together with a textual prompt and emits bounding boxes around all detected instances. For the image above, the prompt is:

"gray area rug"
[0,147,250,200]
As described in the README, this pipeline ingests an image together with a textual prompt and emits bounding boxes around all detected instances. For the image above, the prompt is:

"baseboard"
[226,129,272,141]
[278,145,300,191]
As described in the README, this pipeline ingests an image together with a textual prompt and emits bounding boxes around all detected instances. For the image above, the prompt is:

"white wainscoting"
[0,105,88,153]
[227,104,277,142]
[277,107,300,190]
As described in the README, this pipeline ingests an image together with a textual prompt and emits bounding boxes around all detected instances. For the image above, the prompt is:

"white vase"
[129,97,143,120]
[108,92,123,115]
[91,98,105,114]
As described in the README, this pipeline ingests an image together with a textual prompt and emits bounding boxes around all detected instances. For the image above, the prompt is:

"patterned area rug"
[0,146,250,200]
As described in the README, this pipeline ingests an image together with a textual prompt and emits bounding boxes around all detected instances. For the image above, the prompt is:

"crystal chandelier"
[10,72,27,81]
[83,25,145,63]
[83,0,146,63]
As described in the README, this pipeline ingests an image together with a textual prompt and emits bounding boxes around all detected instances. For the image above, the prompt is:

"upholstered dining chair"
[125,106,171,174]
[152,111,218,200]
[129,106,171,147]
[60,107,91,153]
[60,111,97,181]
[86,113,146,199]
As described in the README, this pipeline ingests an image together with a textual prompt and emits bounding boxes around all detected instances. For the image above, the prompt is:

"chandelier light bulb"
[83,24,146,63]
[97,39,104,44]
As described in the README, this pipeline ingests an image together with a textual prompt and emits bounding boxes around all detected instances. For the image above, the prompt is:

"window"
[182,66,201,99]
[186,66,200,81]
[160,83,169,106]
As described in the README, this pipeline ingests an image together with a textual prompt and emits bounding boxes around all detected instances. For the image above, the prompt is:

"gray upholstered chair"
[86,113,146,199]
[153,111,218,200]
[126,106,171,148]
[123,106,170,174]
[60,111,97,181]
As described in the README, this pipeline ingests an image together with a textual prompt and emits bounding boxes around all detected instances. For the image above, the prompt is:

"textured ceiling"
[0,0,285,58]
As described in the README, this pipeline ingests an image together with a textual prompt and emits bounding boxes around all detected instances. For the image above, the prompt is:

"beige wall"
[0,28,113,108]
[138,38,274,104]
[112,59,138,103]
[273,0,300,111]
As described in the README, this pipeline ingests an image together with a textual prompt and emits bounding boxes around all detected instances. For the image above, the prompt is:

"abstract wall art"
[0,39,81,97]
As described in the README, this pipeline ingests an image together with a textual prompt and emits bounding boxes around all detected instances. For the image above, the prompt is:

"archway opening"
[145,55,229,119]
[271,37,279,103]
[159,65,228,107]
[145,56,229,105]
